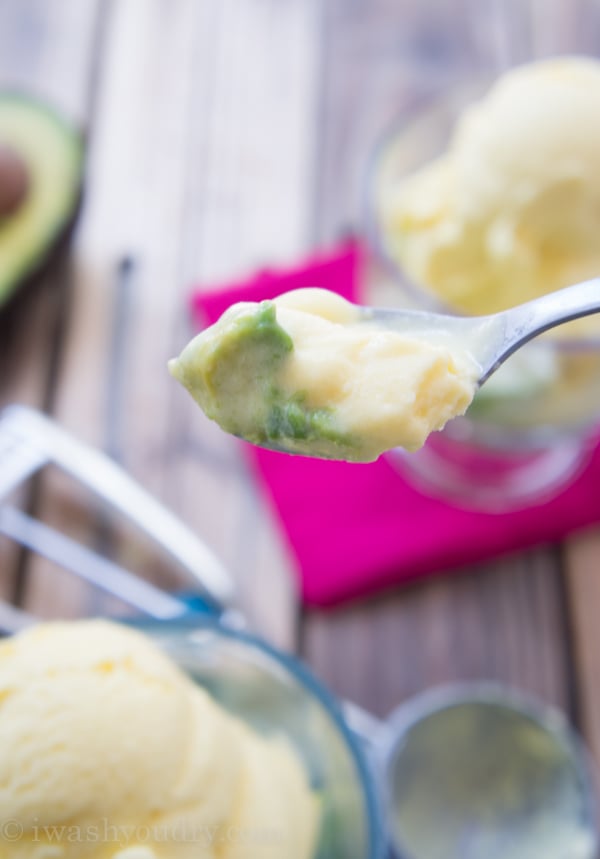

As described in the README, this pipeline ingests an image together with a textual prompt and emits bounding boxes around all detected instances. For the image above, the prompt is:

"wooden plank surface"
[564,528,600,759]
[0,0,102,605]
[0,268,63,603]
[303,551,572,719]
[0,0,102,119]
[19,0,320,650]
[301,0,577,724]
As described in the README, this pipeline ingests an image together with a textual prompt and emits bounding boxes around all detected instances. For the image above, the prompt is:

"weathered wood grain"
[0,258,71,603]
[22,0,320,648]
[163,0,320,647]
[0,0,102,121]
[564,527,600,759]
[303,550,571,719]
[0,0,102,607]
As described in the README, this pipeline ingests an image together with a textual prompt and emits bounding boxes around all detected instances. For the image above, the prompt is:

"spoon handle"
[481,278,600,383]
[516,277,600,332]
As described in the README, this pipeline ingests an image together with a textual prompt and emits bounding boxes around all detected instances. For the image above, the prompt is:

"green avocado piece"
[204,301,294,401]
[170,301,358,459]
[264,392,354,451]
[0,92,84,307]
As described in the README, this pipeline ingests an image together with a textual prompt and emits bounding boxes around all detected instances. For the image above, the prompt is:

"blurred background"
[2,0,600,790]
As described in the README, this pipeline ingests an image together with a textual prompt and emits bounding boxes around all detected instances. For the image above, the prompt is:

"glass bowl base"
[389,430,596,512]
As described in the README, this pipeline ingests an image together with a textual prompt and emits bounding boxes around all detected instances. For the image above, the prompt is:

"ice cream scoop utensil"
[0,405,235,614]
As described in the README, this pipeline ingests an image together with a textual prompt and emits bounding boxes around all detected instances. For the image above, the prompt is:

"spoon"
[359,277,600,385]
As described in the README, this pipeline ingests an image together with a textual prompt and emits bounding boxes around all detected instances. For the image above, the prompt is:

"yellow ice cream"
[0,620,319,859]
[169,288,479,462]
[380,57,600,315]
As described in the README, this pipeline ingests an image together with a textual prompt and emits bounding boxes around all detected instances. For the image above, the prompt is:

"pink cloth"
[190,242,600,607]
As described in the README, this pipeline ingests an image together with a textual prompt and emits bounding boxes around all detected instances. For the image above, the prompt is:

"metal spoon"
[360,277,600,385]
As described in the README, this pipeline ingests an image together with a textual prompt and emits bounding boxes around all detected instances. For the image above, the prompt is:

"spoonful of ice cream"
[169,280,600,463]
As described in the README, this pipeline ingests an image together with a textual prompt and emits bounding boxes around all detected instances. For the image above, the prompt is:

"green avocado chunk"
[0,92,84,307]
[265,394,352,449]
[170,301,357,459]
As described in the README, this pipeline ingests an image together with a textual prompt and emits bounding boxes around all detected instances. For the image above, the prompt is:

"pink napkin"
[190,241,600,607]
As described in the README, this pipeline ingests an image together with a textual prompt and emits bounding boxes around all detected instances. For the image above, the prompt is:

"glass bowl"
[381,683,599,859]
[364,82,600,510]
[136,617,387,859]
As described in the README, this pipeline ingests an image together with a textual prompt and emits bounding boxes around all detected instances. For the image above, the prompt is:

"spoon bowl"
[169,278,600,467]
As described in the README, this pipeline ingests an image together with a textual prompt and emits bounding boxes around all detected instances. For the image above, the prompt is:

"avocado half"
[0,92,84,307]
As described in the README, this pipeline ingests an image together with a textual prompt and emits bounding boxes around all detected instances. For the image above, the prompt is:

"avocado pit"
[0,142,29,218]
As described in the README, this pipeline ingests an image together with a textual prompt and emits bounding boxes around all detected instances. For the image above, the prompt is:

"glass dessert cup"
[364,84,600,510]
[135,617,387,859]
[380,683,599,859]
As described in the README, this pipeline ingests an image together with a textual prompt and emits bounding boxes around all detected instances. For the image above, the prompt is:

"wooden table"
[1,0,600,767]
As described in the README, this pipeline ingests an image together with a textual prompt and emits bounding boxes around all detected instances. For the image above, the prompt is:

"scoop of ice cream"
[0,620,318,859]
[169,288,479,462]
[381,57,600,315]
